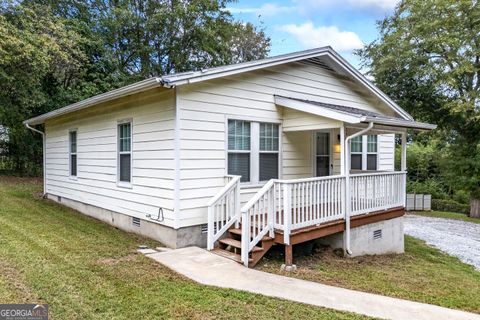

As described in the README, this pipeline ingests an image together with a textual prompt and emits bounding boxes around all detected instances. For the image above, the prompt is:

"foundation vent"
[373,229,382,240]
[201,224,208,234]
[132,217,141,227]
[57,196,62,202]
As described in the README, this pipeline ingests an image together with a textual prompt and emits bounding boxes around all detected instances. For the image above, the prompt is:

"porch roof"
[275,96,436,131]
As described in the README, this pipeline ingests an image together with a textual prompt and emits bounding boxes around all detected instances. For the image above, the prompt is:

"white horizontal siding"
[176,61,396,228]
[378,134,395,171]
[45,88,176,227]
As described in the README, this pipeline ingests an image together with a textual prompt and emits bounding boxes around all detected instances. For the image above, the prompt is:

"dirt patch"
[0,176,42,185]
[0,259,42,303]
[95,254,138,266]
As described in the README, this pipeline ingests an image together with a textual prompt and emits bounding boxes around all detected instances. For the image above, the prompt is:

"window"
[228,120,251,182]
[227,120,279,183]
[259,123,279,181]
[367,135,378,170]
[350,135,378,171]
[69,130,77,177]
[118,121,132,183]
[350,136,362,170]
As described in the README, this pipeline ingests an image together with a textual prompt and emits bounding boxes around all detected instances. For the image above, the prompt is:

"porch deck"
[207,171,406,267]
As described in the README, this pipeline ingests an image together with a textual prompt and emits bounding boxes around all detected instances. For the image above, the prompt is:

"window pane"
[351,154,362,170]
[119,154,131,182]
[228,153,250,182]
[119,123,131,152]
[316,132,329,156]
[228,120,250,151]
[70,131,77,153]
[351,136,362,153]
[367,154,377,170]
[316,156,330,176]
[260,123,279,151]
[70,154,77,176]
[367,135,377,153]
[259,153,278,181]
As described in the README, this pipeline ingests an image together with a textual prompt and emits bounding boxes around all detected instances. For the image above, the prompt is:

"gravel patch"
[404,214,480,270]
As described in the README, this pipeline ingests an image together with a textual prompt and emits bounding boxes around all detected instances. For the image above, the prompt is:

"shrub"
[431,199,470,215]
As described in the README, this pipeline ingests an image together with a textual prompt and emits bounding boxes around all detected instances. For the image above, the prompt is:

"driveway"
[404,214,480,270]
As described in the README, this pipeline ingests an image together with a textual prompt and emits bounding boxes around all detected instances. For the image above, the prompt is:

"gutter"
[25,123,46,197]
[344,122,374,255]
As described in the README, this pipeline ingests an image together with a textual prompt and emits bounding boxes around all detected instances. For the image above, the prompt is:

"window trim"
[68,129,78,180]
[226,117,282,187]
[117,119,133,188]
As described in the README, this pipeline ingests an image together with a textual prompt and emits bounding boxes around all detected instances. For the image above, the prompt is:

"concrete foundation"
[318,217,405,257]
[47,194,207,249]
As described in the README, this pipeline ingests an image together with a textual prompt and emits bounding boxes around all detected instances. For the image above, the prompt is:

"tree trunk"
[470,198,480,218]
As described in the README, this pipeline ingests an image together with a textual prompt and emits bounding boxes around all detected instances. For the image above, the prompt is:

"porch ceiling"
[275,96,436,131]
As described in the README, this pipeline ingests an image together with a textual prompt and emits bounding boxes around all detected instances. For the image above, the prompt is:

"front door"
[316,132,331,176]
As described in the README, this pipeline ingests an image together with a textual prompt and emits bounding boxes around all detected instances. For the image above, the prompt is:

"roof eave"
[24,77,165,125]
[363,117,437,131]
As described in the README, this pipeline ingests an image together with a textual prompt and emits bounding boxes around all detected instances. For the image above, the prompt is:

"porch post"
[340,125,346,176]
[401,131,407,172]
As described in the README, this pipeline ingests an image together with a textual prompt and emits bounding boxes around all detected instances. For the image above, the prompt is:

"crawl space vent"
[201,224,208,234]
[373,229,382,240]
[132,217,141,227]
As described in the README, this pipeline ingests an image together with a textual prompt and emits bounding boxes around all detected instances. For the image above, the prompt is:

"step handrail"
[207,175,241,250]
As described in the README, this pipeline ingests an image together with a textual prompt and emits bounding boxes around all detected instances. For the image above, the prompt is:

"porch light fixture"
[334,134,341,153]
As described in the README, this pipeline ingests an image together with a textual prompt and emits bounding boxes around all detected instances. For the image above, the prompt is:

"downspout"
[25,123,46,197]
[344,121,374,255]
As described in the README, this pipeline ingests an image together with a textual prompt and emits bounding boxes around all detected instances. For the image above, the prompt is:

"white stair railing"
[240,179,275,266]
[207,175,241,250]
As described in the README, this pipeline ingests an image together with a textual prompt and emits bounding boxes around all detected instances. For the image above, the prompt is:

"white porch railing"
[208,172,406,266]
[350,171,406,216]
[206,175,241,250]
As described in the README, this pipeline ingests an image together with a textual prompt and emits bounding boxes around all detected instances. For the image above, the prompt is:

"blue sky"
[227,0,399,68]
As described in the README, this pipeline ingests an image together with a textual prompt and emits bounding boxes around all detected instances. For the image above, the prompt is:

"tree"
[0,3,86,174]
[0,0,270,175]
[357,0,480,215]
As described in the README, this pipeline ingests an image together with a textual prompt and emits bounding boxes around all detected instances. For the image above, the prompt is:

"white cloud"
[295,0,399,13]
[227,3,296,17]
[280,22,364,52]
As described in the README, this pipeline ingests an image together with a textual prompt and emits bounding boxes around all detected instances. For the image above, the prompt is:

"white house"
[25,47,435,267]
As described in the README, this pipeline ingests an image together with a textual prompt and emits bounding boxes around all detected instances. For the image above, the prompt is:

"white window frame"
[350,135,363,171]
[366,135,378,171]
[350,135,379,171]
[226,117,282,186]
[117,119,133,188]
[68,129,78,179]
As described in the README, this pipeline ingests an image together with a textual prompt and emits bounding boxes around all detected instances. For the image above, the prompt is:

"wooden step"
[218,238,264,252]
[212,248,252,263]
[229,228,274,242]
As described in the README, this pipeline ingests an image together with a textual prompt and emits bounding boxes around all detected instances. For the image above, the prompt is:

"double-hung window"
[69,130,77,177]
[350,135,378,171]
[118,121,132,184]
[228,120,279,184]
[228,120,251,182]
[366,135,378,170]
[350,136,362,170]
[259,123,279,181]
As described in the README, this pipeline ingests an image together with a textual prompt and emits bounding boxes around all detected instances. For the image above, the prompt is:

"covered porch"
[207,97,435,267]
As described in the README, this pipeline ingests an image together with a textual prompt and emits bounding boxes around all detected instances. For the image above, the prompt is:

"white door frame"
[312,129,334,176]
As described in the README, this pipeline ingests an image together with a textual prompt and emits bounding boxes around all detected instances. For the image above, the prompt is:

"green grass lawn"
[411,210,480,224]
[258,236,480,314]
[0,177,370,320]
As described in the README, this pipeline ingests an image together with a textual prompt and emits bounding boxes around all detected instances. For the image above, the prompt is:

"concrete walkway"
[145,247,480,320]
